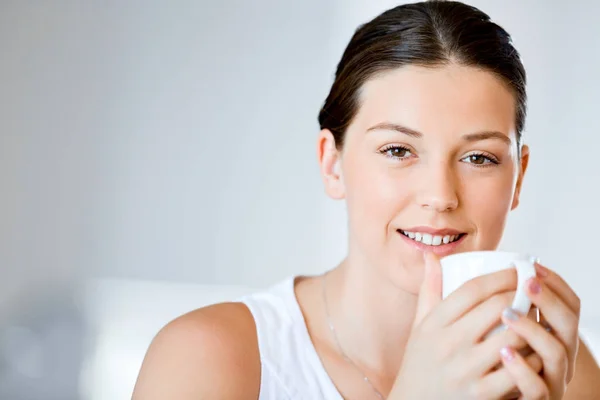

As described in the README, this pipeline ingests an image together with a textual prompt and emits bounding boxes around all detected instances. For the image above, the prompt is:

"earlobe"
[317,129,345,199]
[511,144,530,210]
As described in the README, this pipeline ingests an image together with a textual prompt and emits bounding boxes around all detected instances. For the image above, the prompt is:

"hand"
[499,262,580,399]
[389,253,543,400]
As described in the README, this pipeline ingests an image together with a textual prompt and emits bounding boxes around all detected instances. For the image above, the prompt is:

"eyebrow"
[367,122,422,138]
[367,122,512,145]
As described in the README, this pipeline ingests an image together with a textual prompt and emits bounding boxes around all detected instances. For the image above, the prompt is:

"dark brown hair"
[318,0,527,150]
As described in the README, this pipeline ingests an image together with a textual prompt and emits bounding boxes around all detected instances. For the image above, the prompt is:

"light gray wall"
[2,1,599,324]
[0,0,341,290]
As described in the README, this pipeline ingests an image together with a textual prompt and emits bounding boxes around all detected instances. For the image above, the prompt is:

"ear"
[317,129,345,199]
[511,144,530,210]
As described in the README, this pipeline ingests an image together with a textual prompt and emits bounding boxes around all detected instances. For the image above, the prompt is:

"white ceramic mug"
[440,251,537,335]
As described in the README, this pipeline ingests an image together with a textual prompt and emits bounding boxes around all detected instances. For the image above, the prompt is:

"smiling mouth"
[398,230,466,246]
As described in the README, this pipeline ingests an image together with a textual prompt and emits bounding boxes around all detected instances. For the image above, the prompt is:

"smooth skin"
[133,64,600,399]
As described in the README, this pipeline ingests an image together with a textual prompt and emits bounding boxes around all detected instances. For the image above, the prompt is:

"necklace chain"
[321,274,386,400]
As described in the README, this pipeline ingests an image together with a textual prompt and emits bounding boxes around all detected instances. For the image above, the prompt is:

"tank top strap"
[238,277,342,400]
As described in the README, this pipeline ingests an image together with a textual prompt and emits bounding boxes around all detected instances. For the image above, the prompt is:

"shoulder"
[132,302,260,400]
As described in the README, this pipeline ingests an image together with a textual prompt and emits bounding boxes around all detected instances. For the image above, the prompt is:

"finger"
[499,346,549,399]
[429,268,518,328]
[535,263,581,317]
[464,326,529,374]
[474,352,543,399]
[502,306,569,391]
[522,277,578,380]
[453,291,515,342]
[413,252,443,328]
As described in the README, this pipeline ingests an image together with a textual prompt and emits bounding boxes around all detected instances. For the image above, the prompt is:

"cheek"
[462,170,516,243]
[344,162,408,233]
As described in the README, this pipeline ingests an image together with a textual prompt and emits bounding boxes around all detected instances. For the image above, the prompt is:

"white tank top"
[239,277,343,400]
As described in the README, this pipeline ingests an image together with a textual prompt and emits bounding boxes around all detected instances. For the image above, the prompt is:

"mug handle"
[511,259,537,315]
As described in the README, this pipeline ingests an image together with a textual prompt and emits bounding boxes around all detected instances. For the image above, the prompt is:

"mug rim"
[440,250,534,262]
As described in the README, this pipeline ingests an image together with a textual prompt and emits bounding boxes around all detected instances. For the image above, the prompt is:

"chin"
[382,258,424,294]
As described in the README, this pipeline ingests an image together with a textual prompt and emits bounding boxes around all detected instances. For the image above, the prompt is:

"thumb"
[413,252,443,327]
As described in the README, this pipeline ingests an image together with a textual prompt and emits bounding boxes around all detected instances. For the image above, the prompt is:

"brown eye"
[389,148,408,157]
[467,155,486,164]
[381,146,413,159]
[461,153,498,166]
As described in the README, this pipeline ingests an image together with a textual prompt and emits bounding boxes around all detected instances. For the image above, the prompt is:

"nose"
[417,162,459,212]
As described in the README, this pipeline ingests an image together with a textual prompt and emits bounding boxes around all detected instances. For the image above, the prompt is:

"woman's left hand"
[499,262,581,399]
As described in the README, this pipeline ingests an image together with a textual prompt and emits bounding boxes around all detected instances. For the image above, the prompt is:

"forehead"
[352,64,517,138]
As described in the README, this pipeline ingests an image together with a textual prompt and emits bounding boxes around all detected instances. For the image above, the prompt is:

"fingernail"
[528,278,542,294]
[502,307,520,322]
[535,264,549,278]
[500,346,515,362]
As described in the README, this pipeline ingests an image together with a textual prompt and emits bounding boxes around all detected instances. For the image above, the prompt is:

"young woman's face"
[318,64,529,292]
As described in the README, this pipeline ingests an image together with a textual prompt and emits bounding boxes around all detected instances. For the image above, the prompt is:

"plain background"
[1,0,599,338]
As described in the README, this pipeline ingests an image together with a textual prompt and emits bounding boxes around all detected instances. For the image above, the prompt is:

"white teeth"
[401,230,462,246]
[422,234,433,245]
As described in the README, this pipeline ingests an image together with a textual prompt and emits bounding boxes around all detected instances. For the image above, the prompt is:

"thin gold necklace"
[321,273,386,400]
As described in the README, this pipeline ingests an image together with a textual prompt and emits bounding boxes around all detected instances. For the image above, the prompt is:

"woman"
[133,1,600,399]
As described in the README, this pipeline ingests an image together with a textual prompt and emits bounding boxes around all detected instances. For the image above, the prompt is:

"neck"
[324,252,418,383]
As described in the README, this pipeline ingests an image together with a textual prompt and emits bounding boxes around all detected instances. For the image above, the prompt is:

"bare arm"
[563,338,600,399]
[132,303,261,400]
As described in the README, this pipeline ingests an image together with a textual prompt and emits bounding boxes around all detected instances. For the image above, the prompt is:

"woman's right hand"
[389,253,543,400]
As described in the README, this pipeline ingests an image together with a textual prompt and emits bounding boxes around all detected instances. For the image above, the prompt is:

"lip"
[400,226,464,236]
[397,229,467,256]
